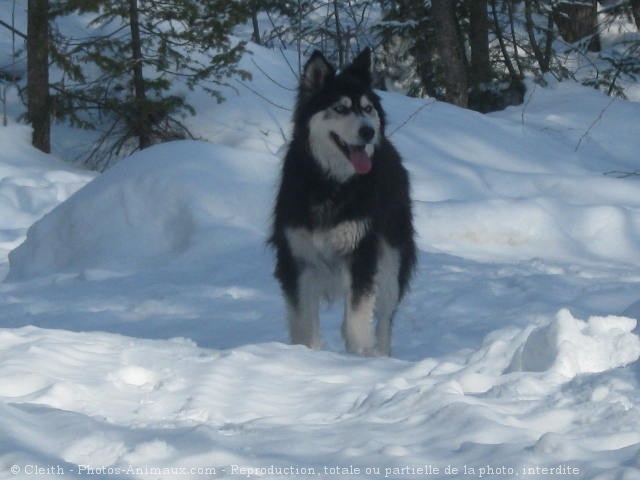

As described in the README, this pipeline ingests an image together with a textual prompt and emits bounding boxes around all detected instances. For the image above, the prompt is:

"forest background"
[1,0,639,170]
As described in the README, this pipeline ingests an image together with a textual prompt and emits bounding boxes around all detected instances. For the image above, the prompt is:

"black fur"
[269,49,416,350]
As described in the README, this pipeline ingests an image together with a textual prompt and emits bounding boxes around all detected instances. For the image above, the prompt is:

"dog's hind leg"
[288,268,322,349]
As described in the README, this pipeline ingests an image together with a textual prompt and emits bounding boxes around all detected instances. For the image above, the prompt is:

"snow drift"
[0,125,94,276]
[7,141,278,280]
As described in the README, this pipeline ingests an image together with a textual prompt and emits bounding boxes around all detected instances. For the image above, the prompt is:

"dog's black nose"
[359,125,375,142]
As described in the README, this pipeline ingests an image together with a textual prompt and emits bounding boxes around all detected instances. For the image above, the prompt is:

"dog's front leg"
[372,241,402,357]
[288,268,322,349]
[343,291,377,355]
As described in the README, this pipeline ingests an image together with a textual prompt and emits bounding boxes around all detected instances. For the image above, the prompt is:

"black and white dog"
[270,48,416,356]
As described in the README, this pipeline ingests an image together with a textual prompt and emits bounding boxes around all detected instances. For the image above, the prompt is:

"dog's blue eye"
[363,105,374,114]
[334,105,349,114]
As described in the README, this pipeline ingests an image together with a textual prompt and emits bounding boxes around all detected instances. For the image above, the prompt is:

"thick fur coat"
[270,49,416,356]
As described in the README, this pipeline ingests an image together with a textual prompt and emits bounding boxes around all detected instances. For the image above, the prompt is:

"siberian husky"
[269,48,416,356]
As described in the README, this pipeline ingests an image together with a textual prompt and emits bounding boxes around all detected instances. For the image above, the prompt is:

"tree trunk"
[27,0,51,153]
[250,0,261,45]
[251,12,261,45]
[553,0,601,51]
[467,0,491,88]
[333,0,344,68]
[631,0,640,31]
[431,0,468,107]
[414,43,438,98]
[128,0,151,150]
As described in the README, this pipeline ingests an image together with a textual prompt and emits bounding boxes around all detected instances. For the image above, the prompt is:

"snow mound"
[496,80,640,172]
[509,309,640,378]
[7,140,278,280]
[0,125,94,274]
[381,88,640,267]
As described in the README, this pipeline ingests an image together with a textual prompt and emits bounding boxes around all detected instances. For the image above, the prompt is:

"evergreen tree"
[376,0,632,110]
[50,0,249,168]
[377,0,435,97]
[254,0,376,73]
[245,0,296,48]
[378,0,512,111]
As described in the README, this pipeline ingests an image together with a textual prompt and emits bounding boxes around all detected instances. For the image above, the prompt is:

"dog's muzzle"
[330,129,374,175]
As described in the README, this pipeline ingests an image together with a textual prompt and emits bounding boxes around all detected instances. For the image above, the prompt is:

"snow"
[7,141,276,280]
[0,125,95,279]
[1,44,640,479]
[509,309,640,377]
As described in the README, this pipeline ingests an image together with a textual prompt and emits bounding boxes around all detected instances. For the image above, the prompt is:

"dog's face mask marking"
[299,49,382,181]
[309,95,380,179]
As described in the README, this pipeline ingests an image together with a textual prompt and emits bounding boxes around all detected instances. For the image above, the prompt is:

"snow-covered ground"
[1,44,640,479]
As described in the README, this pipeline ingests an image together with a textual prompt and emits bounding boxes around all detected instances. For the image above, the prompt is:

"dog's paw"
[362,346,390,357]
[346,344,389,357]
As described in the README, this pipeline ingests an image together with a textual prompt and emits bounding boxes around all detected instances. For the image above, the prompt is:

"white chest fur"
[285,220,370,302]
[285,219,370,265]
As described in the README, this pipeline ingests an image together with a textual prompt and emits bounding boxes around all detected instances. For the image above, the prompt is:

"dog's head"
[293,48,385,181]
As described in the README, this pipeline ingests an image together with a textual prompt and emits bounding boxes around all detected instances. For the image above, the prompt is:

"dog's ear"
[344,47,372,85]
[301,51,335,98]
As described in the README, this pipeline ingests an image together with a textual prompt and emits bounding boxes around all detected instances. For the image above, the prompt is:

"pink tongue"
[349,148,372,174]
